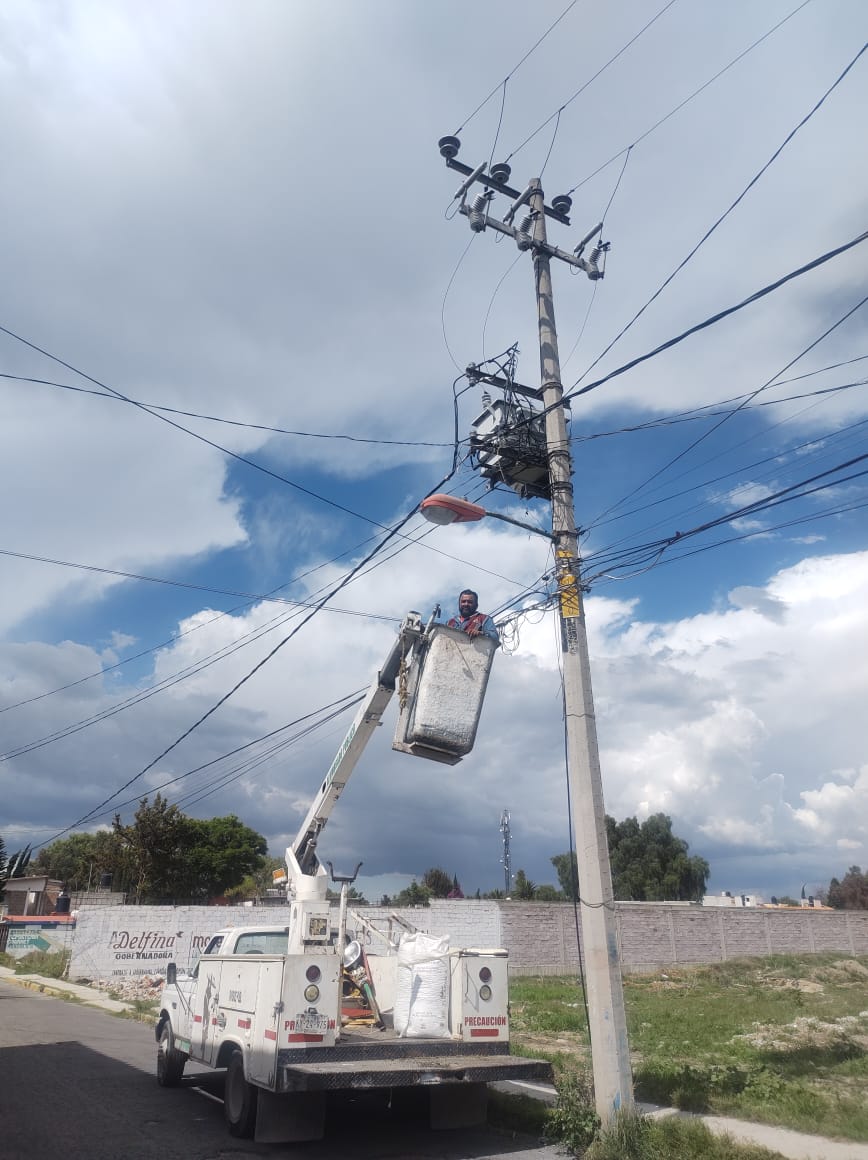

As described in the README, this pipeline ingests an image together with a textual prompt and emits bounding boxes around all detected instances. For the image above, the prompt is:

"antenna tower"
[500,809,512,897]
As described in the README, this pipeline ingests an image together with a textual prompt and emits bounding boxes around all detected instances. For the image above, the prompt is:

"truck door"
[245,958,284,1087]
[193,959,223,1063]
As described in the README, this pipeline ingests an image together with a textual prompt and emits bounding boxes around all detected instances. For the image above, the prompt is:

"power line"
[451,0,580,136]
[572,39,868,390]
[586,291,868,527]
[562,228,868,402]
[504,0,678,164]
[0,372,453,449]
[565,1,813,197]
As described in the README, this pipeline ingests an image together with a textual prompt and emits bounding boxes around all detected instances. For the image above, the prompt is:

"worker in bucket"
[447,589,500,643]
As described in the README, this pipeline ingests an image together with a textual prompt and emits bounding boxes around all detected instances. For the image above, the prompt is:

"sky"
[1,0,867,905]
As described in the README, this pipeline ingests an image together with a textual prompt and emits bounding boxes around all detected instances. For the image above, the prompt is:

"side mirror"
[166,962,177,985]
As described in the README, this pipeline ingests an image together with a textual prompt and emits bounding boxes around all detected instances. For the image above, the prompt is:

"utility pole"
[438,138,632,1122]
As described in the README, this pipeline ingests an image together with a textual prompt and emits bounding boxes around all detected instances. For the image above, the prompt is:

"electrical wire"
[572,40,868,392]
[504,0,678,164]
[561,228,868,403]
[451,0,580,136]
[586,291,868,527]
[0,373,454,448]
[565,0,814,197]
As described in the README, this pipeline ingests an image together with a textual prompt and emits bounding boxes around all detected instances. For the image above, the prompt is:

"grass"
[8,949,71,978]
[510,953,868,1145]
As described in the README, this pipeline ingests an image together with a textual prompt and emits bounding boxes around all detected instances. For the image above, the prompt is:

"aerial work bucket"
[392,624,496,764]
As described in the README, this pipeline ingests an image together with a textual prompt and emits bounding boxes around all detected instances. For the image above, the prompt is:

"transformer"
[469,396,551,501]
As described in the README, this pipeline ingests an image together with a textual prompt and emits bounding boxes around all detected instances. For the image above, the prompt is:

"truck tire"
[224,1050,258,1138]
[156,1022,186,1087]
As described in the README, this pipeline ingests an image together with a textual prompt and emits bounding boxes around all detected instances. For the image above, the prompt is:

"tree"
[826,866,868,910]
[535,884,563,902]
[1,840,33,900]
[326,884,369,904]
[182,815,268,899]
[393,881,431,907]
[552,814,709,903]
[111,795,267,903]
[32,831,116,891]
[225,855,286,903]
[422,867,453,898]
[512,869,537,900]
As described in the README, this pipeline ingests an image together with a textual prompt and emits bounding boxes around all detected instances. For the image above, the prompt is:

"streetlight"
[419,494,552,539]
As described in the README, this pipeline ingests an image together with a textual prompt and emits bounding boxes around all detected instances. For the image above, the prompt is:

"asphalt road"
[0,979,563,1160]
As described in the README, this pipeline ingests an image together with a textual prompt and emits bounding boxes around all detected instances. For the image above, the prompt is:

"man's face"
[459,593,478,616]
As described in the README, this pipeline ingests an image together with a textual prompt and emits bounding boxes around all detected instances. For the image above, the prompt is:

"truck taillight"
[479,985,492,1001]
[306,964,321,982]
[304,984,320,1002]
[478,966,492,983]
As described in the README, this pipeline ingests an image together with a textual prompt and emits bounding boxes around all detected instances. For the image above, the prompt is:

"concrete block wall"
[503,902,868,975]
[67,899,868,982]
[69,900,502,982]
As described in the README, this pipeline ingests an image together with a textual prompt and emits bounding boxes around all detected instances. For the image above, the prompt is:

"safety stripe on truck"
[287,1033,324,1043]
[470,1028,500,1038]
[264,1029,277,1041]
[193,1015,203,1023]
[237,1018,251,1029]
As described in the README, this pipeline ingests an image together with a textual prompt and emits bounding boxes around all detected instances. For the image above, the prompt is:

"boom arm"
[285,612,424,890]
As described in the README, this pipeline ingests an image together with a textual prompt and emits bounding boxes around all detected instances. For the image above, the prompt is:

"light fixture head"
[420,494,487,525]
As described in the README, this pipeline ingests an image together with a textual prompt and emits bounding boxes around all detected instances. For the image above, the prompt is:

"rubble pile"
[92,974,166,1002]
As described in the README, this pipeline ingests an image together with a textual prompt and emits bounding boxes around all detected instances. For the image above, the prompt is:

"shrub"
[544,1068,600,1154]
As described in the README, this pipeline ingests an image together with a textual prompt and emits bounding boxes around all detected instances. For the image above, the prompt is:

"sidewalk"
[4,966,868,1160]
[0,963,146,1016]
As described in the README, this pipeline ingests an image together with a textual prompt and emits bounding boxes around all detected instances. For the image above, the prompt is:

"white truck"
[155,612,551,1143]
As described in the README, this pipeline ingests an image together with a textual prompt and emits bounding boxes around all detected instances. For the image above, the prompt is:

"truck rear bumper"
[275,1051,552,1093]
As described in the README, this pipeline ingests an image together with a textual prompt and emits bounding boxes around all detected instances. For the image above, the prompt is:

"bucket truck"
[155,613,550,1143]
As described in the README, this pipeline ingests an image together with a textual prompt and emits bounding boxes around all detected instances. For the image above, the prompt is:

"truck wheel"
[156,1022,186,1087]
[224,1051,257,1138]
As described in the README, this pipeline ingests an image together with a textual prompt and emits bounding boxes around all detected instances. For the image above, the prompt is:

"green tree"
[1,841,32,900]
[111,796,267,903]
[422,867,453,898]
[224,855,286,903]
[552,814,709,903]
[827,866,868,910]
[535,884,562,902]
[182,815,267,899]
[513,869,537,900]
[32,831,116,891]
[393,881,431,907]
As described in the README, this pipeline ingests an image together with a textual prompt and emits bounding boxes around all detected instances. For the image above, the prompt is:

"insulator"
[551,193,572,216]
[438,135,461,160]
[515,212,534,252]
[468,193,488,233]
[481,391,492,407]
[489,161,511,184]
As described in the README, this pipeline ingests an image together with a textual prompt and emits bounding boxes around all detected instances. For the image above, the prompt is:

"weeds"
[13,949,70,978]
[544,1068,599,1154]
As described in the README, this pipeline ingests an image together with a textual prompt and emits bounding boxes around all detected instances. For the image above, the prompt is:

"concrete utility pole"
[438,140,632,1121]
